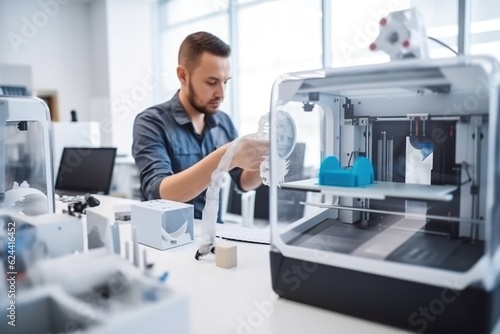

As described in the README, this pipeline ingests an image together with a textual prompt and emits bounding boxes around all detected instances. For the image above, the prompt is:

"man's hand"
[230,136,269,171]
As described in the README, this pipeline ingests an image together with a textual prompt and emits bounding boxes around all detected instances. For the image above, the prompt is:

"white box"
[24,213,84,257]
[131,200,194,250]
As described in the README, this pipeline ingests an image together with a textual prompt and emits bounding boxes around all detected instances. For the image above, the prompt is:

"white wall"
[0,0,93,121]
[0,0,157,157]
[104,0,156,156]
[88,0,112,146]
[89,0,109,98]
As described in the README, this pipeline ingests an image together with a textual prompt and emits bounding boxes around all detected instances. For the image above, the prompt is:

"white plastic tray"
[281,178,456,201]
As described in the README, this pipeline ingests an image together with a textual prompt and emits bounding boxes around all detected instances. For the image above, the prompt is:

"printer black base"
[270,250,500,334]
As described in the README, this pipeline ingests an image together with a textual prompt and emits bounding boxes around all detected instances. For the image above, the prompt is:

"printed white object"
[215,242,237,269]
[196,111,296,259]
[3,181,48,215]
[259,111,296,186]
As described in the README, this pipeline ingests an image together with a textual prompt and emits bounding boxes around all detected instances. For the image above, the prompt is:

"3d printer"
[0,97,55,215]
[268,55,500,333]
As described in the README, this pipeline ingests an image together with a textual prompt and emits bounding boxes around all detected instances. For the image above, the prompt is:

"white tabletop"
[87,196,409,334]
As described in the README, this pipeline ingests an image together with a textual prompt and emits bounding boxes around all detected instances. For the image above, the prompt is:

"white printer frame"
[0,97,55,213]
[268,56,500,334]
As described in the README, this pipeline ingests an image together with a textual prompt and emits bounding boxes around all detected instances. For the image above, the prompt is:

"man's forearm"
[239,169,263,191]
[158,145,228,202]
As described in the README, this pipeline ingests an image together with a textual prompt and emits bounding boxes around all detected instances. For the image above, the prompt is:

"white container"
[131,199,194,250]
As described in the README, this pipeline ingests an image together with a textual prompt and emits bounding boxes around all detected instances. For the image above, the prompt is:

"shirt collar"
[170,91,191,126]
[170,90,222,129]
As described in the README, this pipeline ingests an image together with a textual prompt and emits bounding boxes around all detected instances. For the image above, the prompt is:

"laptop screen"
[55,147,117,194]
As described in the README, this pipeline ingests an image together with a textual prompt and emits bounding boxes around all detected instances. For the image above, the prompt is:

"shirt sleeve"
[132,111,173,200]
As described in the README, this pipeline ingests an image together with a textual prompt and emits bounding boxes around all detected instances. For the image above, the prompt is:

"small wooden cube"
[215,243,237,269]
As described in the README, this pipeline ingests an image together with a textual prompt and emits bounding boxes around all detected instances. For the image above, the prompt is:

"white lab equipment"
[0,209,190,334]
[0,210,83,267]
[86,207,117,253]
[0,97,55,213]
[370,7,429,60]
[131,199,194,250]
[268,55,500,334]
[1,251,190,334]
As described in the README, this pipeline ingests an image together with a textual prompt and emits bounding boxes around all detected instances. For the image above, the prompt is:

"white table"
[87,196,410,334]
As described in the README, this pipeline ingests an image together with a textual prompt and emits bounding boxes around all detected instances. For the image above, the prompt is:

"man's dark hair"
[178,31,231,71]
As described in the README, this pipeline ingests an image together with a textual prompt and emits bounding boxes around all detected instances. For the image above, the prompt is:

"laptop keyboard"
[216,225,270,244]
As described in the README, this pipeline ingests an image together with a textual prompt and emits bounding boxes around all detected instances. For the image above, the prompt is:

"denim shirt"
[132,92,243,221]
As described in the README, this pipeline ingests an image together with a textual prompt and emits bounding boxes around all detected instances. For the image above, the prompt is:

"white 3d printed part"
[131,200,194,251]
[196,111,296,259]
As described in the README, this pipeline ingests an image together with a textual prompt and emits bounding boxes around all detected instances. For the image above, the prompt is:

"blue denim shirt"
[132,92,242,221]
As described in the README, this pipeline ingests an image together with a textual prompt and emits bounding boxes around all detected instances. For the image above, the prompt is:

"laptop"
[55,147,117,197]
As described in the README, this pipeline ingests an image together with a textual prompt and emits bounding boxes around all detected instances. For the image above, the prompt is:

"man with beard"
[132,31,268,222]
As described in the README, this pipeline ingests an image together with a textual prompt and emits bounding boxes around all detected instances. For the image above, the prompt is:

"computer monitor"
[55,147,117,195]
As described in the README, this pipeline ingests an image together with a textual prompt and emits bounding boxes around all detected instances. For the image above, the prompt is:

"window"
[330,0,411,67]
[158,0,500,135]
[162,0,229,27]
[237,0,322,135]
[410,0,500,60]
[470,0,500,59]
[412,0,459,58]
[159,0,230,110]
